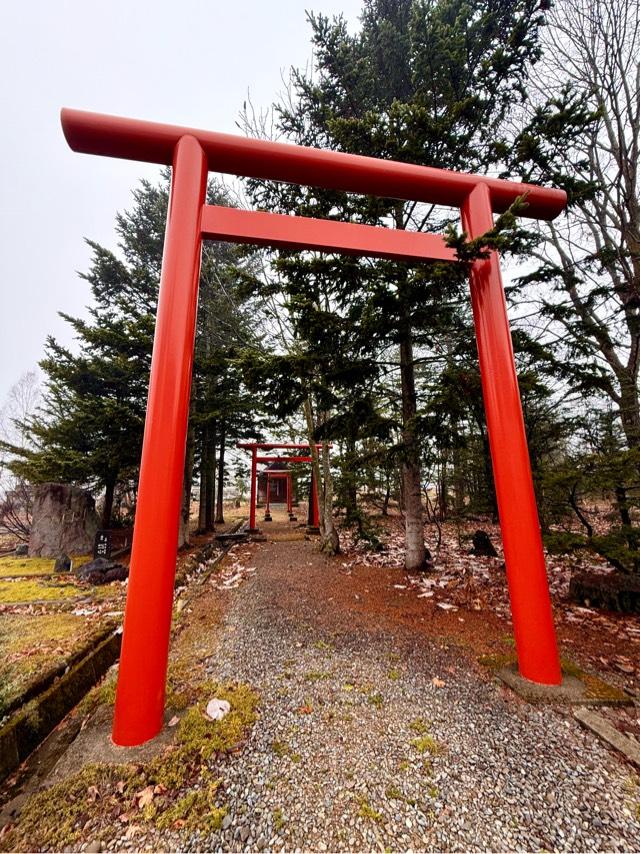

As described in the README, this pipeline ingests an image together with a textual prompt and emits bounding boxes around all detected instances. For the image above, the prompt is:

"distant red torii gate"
[61,107,566,747]
[237,442,326,531]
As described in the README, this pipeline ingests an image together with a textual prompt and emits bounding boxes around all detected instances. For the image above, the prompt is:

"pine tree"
[244,0,558,568]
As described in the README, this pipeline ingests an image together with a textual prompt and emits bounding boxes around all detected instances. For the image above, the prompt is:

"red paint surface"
[61,108,566,219]
[201,205,455,263]
[112,135,208,745]
[461,184,561,685]
[61,108,566,746]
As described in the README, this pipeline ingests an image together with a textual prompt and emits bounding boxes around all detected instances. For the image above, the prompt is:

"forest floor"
[2,508,639,852]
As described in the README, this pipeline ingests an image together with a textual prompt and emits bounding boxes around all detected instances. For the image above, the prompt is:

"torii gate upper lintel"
[61,108,566,747]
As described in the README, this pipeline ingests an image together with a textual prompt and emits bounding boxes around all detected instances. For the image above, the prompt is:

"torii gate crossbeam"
[61,108,565,747]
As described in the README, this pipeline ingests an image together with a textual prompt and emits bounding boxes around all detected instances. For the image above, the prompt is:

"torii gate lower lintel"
[61,108,565,747]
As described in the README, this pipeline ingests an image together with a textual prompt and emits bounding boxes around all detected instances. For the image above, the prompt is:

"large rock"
[76,557,128,585]
[29,483,100,558]
[471,529,498,557]
[569,570,640,614]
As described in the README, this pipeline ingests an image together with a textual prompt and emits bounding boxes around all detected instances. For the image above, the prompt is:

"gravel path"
[181,526,640,852]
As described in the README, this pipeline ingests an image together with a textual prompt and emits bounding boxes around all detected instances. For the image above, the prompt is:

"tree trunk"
[382,469,391,516]
[178,398,196,548]
[205,420,217,531]
[399,329,426,571]
[452,441,465,516]
[215,422,226,524]
[102,478,116,529]
[303,396,339,555]
[619,372,640,451]
[198,423,208,532]
[480,429,498,521]
[343,436,358,523]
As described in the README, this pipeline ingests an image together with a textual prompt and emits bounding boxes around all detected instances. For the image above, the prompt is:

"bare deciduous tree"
[526,0,640,449]
[0,371,40,542]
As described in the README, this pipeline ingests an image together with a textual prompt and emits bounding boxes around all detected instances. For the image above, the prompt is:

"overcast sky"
[0,0,363,405]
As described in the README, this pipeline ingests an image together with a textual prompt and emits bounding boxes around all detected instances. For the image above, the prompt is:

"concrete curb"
[574,708,640,767]
[0,630,121,782]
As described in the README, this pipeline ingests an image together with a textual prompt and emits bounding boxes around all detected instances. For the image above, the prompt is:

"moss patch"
[0,613,114,717]
[0,555,93,578]
[0,578,82,603]
[356,795,383,824]
[155,783,227,832]
[482,655,630,704]
[1,681,258,851]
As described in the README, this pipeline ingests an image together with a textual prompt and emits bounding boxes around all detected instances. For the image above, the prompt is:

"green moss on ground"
[356,795,384,824]
[155,783,227,832]
[1,680,259,852]
[0,613,114,717]
[0,578,81,603]
[0,555,93,578]
[479,655,629,703]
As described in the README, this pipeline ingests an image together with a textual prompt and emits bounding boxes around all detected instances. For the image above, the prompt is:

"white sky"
[0,0,363,405]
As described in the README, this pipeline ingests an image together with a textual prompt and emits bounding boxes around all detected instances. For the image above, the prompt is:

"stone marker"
[93,529,112,560]
[54,553,71,573]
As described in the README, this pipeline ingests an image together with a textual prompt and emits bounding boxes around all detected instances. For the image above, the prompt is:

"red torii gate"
[61,107,566,747]
[237,442,324,531]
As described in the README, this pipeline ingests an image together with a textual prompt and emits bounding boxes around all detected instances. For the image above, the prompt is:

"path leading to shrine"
[183,515,639,852]
[3,511,639,852]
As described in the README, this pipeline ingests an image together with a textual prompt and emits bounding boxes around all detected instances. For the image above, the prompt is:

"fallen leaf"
[136,786,155,809]
[168,715,180,727]
[432,677,446,688]
[86,785,100,803]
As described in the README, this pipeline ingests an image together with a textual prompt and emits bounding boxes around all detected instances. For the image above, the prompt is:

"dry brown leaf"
[136,785,155,809]
[432,677,446,687]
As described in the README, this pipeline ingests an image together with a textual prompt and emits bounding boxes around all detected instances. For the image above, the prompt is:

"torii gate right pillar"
[462,184,561,685]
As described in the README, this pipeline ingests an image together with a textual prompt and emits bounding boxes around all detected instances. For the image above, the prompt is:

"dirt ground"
[1,506,639,852]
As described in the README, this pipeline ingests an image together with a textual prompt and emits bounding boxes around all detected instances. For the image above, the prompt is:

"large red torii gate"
[61,107,566,747]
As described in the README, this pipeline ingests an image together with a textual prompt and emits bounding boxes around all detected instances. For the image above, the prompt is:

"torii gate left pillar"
[112,136,207,746]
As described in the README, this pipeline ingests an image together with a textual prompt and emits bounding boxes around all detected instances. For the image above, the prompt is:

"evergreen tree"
[244,0,560,568]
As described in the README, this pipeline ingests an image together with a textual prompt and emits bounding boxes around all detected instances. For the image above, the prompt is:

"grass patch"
[356,796,384,824]
[273,807,286,832]
[368,691,384,709]
[409,717,430,735]
[387,668,401,681]
[385,785,403,800]
[304,670,331,682]
[412,735,441,755]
